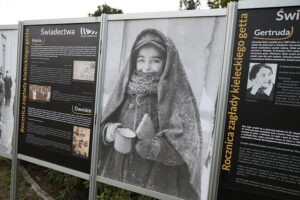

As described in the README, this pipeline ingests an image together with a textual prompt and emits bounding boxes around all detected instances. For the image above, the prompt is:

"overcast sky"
[0,0,209,25]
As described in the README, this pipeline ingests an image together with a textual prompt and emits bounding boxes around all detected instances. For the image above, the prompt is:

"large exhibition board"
[18,22,100,173]
[218,6,300,200]
[0,28,18,157]
[97,14,226,200]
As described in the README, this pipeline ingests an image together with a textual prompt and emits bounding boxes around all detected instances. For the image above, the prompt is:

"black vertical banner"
[218,7,300,200]
[18,23,100,173]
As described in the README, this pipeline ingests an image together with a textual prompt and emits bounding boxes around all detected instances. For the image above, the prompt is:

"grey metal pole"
[10,21,24,200]
[207,2,238,200]
[88,14,108,200]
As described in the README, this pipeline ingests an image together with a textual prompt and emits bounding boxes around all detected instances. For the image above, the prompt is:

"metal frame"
[0,152,12,159]
[0,25,18,30]
[22,17,100,25]
[11,21,23,200]
[107,9,226,20]
[88,14,107,200]
[18,154,90,180]
[207,3,238,200]
[97,176,182,200]
[239,0,300,9]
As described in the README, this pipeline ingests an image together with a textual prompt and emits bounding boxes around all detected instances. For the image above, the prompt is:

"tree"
[179,0,201,10]
[89,3,123,17]
[207,0,239,8]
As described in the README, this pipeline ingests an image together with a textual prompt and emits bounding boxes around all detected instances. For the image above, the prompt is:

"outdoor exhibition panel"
[17,18,101,174]
[95,9,227,200]
[218,3,300,200]
[0,25,18,159]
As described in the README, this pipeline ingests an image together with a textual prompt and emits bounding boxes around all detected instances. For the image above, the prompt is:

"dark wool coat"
[245,85,274,101]
[4,76,12,99]
[98,29,202,200]
[0,78,5,104]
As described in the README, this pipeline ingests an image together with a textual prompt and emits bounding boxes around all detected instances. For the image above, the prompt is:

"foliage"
[46,169,89,200]
[0,159,42,200]
[89,3,123,17]
[0,157,11,199]
[37,164,155,200]
[207,0,239,8]
[179,0,201,10]
[97,183,156,200]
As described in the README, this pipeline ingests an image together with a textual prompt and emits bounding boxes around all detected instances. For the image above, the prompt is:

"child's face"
[254,67,273,89]
[136,46,164,74]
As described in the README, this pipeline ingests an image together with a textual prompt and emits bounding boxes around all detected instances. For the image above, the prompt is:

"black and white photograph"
[29,84,52,102]
[97,17,226,200]
[0,30,18,155]
[72,126,90,158]
[73,60,96,81]
[246,63,277,101]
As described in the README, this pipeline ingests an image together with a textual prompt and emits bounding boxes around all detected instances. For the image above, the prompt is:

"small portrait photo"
[72,126,90,157]
[29,84,52,102]
[73,60,96,81]
[246,63,277,101]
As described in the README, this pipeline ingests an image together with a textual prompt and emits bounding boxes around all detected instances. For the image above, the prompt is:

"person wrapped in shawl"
[99,29,202,200]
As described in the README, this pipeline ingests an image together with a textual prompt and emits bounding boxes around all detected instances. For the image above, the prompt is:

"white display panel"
[97,13,226,200]
[0,28,18,158]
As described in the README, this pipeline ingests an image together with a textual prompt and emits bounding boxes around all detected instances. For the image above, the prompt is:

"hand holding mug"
[105,123,122,143]
[114,128,136,154]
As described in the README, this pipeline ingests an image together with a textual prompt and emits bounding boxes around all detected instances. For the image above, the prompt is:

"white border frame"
[0,151,12,159]
[0,25,18,30]
[97,176,182,200]
[18,154,90,179]
[107,9,226,20]
[22,17,100,25]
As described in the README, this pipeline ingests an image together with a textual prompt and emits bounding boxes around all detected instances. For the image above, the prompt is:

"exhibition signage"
[219,6,300,200]
[18,22,100,173]
[96,11,227,200]
[1,2,297,200]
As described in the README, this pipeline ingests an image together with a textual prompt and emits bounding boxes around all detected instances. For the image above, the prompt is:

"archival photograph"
[72,126,90,157]
[246,63,277,101]
[97,17,226,200]
[29,84,52,102]
[73,60,96,81]
[0,29,18,155]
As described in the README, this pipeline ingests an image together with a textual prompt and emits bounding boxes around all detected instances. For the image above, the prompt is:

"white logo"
[80,27,98,37]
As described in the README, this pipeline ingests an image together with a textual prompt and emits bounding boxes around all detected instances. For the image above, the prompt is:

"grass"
[1,157,157,200]
[0,157,43,200]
